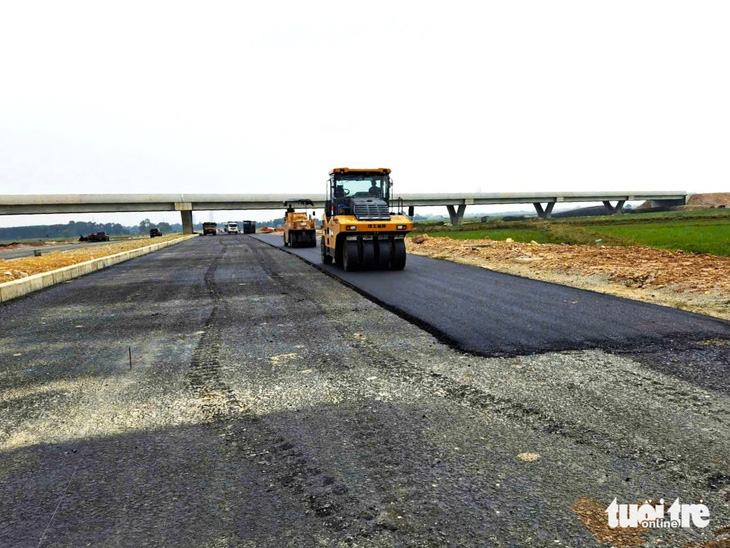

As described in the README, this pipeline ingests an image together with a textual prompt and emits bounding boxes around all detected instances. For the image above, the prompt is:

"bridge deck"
[0,191,687,215]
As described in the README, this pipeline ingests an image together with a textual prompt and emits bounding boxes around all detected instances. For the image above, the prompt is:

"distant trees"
[0,221,131,241]
[258,217,285,227]
[138,219,154,234]
[0,218,187,242]
[139,219,178,234]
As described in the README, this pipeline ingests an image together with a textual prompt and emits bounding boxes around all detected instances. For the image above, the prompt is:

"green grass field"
[428,228,561,244]
[592,221,730,256]
[411,209,730,256]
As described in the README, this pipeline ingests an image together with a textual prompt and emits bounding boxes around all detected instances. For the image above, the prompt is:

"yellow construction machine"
[283,199,317,248]
[321,168,413,270]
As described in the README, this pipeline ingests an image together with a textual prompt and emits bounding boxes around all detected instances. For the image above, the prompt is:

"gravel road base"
[1,236,728,547]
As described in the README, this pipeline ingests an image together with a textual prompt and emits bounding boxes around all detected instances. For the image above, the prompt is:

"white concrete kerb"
[0,235,197,304]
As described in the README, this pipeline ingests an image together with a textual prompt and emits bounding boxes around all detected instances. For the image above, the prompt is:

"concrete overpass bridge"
[0,191,688,233]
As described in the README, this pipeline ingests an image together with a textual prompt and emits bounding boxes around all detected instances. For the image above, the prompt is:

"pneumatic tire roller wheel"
[390,239,406,270]
[374,238,391,269]
[343,239,359,271]
[361,239,375,269]
[321,237,333,265]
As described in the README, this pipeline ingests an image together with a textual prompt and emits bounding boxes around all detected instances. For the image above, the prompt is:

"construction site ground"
[2,236,729,547]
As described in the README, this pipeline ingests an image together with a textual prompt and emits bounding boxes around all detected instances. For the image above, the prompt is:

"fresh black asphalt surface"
[254,234,730,356]
[1,235,729,547]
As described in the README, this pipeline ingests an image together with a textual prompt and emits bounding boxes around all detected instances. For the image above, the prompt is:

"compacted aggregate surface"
[1,235,729,547]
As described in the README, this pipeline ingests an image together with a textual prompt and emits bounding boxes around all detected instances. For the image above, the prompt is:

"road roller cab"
[321,168,412,270]
[283,199,317,248]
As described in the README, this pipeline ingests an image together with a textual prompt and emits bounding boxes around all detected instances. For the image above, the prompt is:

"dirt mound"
[687,192,730,208]
[636,192,730,211]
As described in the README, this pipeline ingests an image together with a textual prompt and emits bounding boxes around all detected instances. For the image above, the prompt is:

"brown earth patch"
[687,193,730,208]
[572,497,646,547]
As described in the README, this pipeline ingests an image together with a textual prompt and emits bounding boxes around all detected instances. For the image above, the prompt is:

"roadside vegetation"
[411,208,730,257]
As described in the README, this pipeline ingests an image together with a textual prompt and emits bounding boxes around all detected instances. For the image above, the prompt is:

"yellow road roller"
[321,168,413,270]
[283,199,317,248]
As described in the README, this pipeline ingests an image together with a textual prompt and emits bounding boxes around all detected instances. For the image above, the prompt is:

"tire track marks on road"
[257,238,727,492]
[199,238,730,541]
[188,238,379,539]
[188,240,245,422]
[246,239,414,538]
[263,247,730,496]
[348,334,730,495]
[247,240,491,542]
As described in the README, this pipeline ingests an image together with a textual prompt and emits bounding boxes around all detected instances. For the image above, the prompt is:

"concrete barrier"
[0,235,198,304]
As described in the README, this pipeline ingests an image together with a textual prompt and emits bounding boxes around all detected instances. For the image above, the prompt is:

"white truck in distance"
[226,221,239,234]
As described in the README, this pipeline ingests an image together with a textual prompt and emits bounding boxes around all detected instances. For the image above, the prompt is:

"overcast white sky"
[1,0,728,227]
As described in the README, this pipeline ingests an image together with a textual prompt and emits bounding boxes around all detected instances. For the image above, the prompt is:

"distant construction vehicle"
[283,200,317,248]
[79,232,110,242]
[321,168,413,270]
[242,220,256,234]
[202,222,217,236]
[225,221,239,235]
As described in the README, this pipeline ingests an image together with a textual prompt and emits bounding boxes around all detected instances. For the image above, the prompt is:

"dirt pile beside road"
[687,192,730,208]
[407,237,730,320]
[637,192,730,211]
[0,234,191,282]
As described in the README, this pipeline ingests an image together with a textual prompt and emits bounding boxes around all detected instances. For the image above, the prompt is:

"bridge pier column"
[446,204,466,225]
[181,210,194,234]
[175,202,194,234]
[408,205,414,217]
[533,202,555,219]
[602,200,625,215]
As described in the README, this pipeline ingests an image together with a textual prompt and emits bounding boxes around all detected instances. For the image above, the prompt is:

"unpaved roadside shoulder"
[0,234,195,282]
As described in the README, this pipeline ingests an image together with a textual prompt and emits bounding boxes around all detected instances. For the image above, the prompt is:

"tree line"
[0,221,131,241]
[0,219,183,241]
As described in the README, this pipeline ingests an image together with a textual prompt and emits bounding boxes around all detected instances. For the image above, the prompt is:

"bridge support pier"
[533,202,555,219]
[602,200,625,215]
[175,201,194,234]
[446,204,466,225]
[181,210,194,234]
